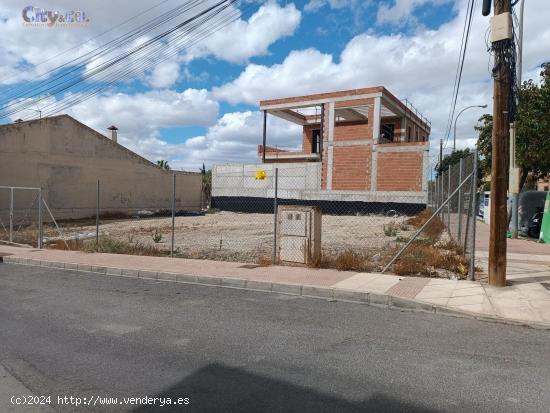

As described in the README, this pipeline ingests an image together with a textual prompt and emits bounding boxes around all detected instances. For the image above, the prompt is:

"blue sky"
[0,0,548,170]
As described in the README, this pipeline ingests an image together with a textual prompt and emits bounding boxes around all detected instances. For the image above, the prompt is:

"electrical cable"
[442,0,477,149]
[0,0,171,87]
[0,0,207,106]
[35,3,249,118]
[23,3,246,117]
[1,0,246,119]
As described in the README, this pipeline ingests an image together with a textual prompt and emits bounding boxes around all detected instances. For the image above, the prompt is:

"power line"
[0,0,208,107]
[442,0,477,149]
[1,0,247,120]
[35,4,250,118]
[23,4,250,118]
[0,0,171,88]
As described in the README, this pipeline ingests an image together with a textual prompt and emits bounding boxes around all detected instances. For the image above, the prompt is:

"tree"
[516,62,550,186]
[157,159,170,170]
[476,62,550,191]
[436,148,472,177]
[474,114,493,180]
[200,163,212,208]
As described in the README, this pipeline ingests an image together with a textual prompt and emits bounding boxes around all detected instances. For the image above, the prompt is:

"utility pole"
[485,0,512,287]
[509,0,525,239]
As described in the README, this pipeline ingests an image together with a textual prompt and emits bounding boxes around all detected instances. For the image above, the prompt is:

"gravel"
[56,211,416,262]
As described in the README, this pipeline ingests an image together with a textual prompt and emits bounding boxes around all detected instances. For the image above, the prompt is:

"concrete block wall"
[212,161,427,206]
[0,115,202,219]
[213,162,322,199]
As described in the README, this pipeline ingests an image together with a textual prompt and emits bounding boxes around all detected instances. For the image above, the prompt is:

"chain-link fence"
[423,151,478,279]
[433,153,477,253]
[1,155,478,279]
[0,186,43,248]
[210,162,427,268]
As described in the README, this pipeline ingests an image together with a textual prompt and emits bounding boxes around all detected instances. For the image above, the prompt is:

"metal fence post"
[457,158,464,241]
[468,151,479,280]
[171,173,176,258]
[96,180,100,252]
[9,187,13,243]
[272,168,279,264]
[440,172,445,220]
[38,188,43,249]
[434,177,439,209]
[447,166,451,231]
[438,174,442,218]
[439,175,442,211]
[382,170,474,273]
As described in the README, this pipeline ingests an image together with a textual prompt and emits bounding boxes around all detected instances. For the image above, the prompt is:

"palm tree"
[157,159,170,170]
[200,163,212,208]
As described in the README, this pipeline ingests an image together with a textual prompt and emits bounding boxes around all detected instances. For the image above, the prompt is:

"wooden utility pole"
[488,0,511,287]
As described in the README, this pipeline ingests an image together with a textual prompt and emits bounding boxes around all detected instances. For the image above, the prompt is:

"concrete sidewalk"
[1,245,549,329]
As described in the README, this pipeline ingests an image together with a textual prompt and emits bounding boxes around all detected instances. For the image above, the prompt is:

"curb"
[3,256,550,330]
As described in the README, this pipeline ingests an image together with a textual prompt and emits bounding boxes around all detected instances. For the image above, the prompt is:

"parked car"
[527,208,544,239]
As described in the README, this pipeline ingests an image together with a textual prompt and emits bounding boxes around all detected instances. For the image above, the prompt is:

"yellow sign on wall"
[255,170,267,180]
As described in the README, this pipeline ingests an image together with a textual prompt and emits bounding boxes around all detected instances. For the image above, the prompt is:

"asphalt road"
[0,263,549,413]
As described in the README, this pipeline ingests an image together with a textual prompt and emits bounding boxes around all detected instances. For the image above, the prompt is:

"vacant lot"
[50,211,416,263]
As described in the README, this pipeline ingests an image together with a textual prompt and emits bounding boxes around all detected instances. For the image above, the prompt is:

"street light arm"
[453,104,488,151]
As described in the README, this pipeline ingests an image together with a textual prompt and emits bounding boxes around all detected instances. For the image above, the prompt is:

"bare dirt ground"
[53,211,416,263]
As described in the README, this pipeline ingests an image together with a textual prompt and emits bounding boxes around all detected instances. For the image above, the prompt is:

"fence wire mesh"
[1,155,477,279]
[0,187,41,247]
[428,152,478,278]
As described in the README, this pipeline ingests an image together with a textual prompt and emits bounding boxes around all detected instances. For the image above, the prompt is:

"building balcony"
[258,145,321,163]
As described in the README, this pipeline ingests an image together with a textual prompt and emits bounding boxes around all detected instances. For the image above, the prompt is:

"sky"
[0,0,548,172]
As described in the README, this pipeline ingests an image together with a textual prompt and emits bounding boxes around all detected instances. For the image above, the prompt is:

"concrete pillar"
[370,97,381,191]
[326,102,335,191]
[422,149,429,203]
[372,97,381,145]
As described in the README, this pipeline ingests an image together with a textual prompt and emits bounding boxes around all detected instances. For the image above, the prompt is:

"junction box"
[277,205,321,265]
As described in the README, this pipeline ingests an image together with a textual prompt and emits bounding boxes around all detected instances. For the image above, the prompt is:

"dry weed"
[405,208,444,240]
[256,256,272,267]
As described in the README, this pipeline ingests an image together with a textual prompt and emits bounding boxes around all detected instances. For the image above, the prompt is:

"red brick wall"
[334,122,371,141]
[380,117,402,142]
[303,124,318,153]
[377,151,423,191]
[332,146,372,190]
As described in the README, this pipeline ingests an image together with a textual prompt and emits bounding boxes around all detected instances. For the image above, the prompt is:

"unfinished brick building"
[212,87,431,214]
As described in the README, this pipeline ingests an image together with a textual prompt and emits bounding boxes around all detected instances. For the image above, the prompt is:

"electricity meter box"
[277,205,321,265]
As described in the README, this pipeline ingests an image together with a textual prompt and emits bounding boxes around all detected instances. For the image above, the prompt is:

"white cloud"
[0,1,301,86]
[148,61,180,89]
[110,110,302,170]
[71,88,219,136]
[9,88,219,144]
[214,0,550,155]
[304,0,361,13]
[8,89,299,170]
[186,2,301,64]
[168,111,302,170]
[0,0,158,84]
[376,0,454,26]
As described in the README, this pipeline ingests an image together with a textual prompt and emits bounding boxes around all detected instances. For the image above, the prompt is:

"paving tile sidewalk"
[1,245,549,329]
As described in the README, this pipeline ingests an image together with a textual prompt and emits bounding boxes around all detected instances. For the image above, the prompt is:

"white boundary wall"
[212,163,427,204]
